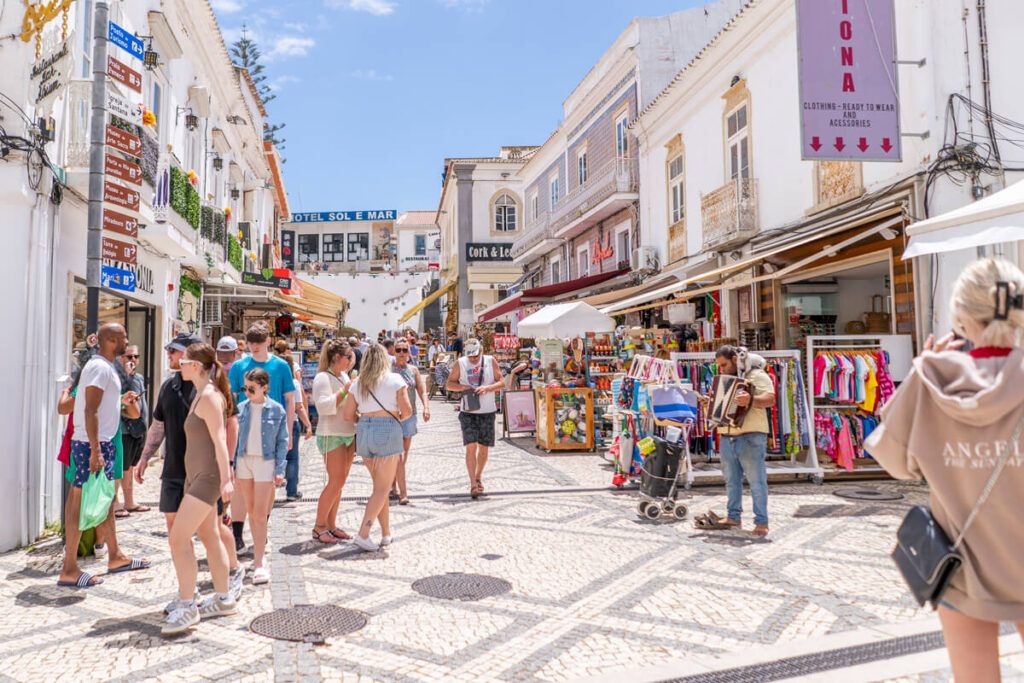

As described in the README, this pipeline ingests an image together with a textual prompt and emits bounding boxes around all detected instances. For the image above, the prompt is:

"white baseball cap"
[216,336,239,352]
[464,338,482,356]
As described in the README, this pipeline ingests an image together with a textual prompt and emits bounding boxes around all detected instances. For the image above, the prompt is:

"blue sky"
[212,0,707,214]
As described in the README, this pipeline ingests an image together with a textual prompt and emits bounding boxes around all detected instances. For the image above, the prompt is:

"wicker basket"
[845,320,867,334]
[864,295,891,333]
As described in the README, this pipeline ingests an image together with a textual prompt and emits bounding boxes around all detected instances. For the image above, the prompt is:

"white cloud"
[269,75,301,91]
[327,0,397,16]
[267,36,316,58]
[350,69,394,82]
[212,0,244,12]
[284,22,306,32]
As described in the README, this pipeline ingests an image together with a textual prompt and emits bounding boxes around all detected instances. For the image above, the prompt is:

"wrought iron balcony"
[700,178,759,252]
[550,156,638,237]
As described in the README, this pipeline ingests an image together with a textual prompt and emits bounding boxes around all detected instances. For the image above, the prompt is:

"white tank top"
[458,355,497,414]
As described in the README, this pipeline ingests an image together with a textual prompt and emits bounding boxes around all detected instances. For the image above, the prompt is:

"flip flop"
[312,529,338,544]
[328,528,351,540]
[57,572,103,588]
[399,497,410,506]
[752,524,770,538]
[124,505,150,513]
[114,509,130,519]
[107,558,151,574]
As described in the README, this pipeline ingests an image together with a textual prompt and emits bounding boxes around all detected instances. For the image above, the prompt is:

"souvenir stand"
[517,302,615,453]
[805,334,913,476]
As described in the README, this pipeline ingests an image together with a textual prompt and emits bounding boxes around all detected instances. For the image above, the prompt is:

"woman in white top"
[311,340,357,543]
[342,344,412,551]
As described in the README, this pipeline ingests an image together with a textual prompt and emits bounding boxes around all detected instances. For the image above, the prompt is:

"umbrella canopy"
[905,179,1024,258]
[516,302,615,339]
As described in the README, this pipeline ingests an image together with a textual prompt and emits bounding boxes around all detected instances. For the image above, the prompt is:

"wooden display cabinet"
[535,387,594,452]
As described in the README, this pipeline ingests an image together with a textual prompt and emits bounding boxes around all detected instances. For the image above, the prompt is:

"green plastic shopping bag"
[79,471,115,530]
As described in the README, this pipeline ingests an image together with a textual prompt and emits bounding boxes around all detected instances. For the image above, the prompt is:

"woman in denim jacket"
[234,368,289,584]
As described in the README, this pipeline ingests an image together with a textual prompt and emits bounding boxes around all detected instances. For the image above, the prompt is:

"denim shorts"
[356,417,403,459]
[401,414,418,439]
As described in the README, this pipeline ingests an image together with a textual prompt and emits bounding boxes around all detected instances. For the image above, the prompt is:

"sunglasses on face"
[124,354,139,360]
[396,348,409,353]
[243,385,264,394]
[179,359,198,366]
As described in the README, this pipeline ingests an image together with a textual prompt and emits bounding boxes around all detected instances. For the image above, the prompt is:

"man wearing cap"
[216,336,239,375]
[446,338,504,499]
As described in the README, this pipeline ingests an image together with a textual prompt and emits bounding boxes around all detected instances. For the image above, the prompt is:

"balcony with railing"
[550,156,638,238]
[700,178,759,252]
[511,212,558,263]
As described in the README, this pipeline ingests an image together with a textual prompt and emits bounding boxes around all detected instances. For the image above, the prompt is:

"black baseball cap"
[165,332,203,352]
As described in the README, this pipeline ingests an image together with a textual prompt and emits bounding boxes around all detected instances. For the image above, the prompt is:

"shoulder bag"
[367,386,403,424]
[892,412,1024,609]
[461,358,486,412]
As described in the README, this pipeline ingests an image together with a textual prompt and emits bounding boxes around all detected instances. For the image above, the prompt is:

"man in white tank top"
[446,338,504,499]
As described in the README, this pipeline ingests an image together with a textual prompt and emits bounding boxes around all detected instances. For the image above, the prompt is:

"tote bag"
[80,472,115,530]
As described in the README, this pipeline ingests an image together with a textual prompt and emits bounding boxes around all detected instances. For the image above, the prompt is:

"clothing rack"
[670,350,822,486]
[805,335,891,476]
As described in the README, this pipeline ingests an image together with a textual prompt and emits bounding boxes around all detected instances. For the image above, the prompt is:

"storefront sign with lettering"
[465,242,513,262]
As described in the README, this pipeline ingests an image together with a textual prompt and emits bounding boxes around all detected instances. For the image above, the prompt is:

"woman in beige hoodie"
[866,258,1024,682]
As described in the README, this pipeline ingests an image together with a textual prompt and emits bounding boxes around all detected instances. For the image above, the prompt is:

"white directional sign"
[106,90,142,125]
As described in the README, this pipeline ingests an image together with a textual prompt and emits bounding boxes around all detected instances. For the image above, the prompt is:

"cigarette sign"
[103,208,138,238]
[107,56,141,93]
[103,180,140,212]
[102,235,137,264]
[796,0,901,161]
[105,153,142,185]
[105,124,141,156]
[106,90,142,125]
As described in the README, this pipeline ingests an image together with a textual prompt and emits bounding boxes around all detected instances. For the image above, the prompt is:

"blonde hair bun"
[950,258,1024,348]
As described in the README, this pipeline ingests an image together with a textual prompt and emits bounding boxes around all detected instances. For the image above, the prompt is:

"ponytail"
[212,360,234,418]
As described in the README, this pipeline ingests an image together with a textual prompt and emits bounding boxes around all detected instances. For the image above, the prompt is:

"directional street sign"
[102,235,137,264]
[106,90,142,125]
[107,55,141,93]
[102,208,138,238]
[105,124,141,156]
[107,21,144,61]
[105,153,142,185]
[101,264,136,292]
[103,180,140,212]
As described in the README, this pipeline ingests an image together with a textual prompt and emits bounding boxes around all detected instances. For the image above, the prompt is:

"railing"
[65,79,92,169]
[550,156,638,234]
[511,212,554,259]
[700,178,759,252]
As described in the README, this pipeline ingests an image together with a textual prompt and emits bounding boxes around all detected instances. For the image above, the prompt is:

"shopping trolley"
[635,420,693,522]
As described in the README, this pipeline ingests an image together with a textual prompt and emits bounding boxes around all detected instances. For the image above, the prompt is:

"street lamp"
[231,188,240,199]
[177,106,198,131]
[212,155,223,171]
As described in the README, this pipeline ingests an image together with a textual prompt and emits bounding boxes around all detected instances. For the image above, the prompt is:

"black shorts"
[121,433,145,469]
[159,478,185,513]
[459,412,496,447]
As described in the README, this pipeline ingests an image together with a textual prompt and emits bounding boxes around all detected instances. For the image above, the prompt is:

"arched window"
[494,193,518,232]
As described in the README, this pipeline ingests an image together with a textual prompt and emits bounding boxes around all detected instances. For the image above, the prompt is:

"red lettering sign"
[102,235,137,264]
[591,234,613,264]
[107,56,142,93]
[102,208,138,238]
[103,180,140,212]
[105,124,141,156]
[104,153,142,185]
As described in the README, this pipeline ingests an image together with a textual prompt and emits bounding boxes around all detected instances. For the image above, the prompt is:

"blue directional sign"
[108,21,144,61]
[101,265,136,292]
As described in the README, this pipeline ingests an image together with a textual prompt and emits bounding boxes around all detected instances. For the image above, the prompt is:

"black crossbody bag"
[367,388,402,424]
[461,357,488,412]
[892,414,1023,609]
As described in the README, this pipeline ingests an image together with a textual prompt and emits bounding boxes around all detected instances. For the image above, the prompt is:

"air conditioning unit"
[630,246,659,274]
[203,299,222,325]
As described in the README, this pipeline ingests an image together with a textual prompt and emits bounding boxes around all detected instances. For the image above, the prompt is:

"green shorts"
[317,435,354,454]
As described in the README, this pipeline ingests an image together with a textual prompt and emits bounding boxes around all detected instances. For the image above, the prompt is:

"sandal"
[108,558,151,574]
[470,485,482,500]
[328,528,350,540]
[752,524,769,538]
[399,497,410,506]
[124,505,150,513]
[475,478,484,493]
[114,508,130,519]
[312,529,338,544]
[693,511,740,530]
[57,571,103,588]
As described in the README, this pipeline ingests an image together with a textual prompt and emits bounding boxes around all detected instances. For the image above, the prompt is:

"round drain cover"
[249,605,367,643]
[412,573,511,601]
[834,487,904,501]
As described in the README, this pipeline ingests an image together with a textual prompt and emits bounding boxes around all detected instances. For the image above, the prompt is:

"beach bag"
[650,385,698,422]
[79,472,115,531]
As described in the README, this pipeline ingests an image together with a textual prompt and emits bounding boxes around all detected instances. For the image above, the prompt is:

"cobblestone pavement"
[0,397,1021,682]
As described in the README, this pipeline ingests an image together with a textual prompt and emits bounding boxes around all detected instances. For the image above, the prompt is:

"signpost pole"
[86,0,109,335]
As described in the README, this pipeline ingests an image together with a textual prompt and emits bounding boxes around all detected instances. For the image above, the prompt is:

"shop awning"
[905,179,1024,258]
[476,268,631,323]
[398,279,455,325]
[477,293,524,323]
[517,302,615,339]
[269,276,344,325]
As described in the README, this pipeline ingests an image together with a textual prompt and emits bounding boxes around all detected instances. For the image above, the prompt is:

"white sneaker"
[352,535,379,552]
[164,590,200,615]
[229,567,245,601]
[198,594,237,619]
[162,601,200,635]
[252,566,270,585]
[379,536,392,547]
[93,543,107,562]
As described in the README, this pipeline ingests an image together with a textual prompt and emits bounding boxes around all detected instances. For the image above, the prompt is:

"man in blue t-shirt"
[229,322,295,434]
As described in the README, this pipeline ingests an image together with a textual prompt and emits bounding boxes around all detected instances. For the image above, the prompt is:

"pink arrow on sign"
[881,138,894,152]
[834,137,846,152]
[857,137,870,152]
[810,136,822,151]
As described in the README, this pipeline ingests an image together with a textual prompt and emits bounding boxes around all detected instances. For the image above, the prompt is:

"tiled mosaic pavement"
[0,398,1020,682]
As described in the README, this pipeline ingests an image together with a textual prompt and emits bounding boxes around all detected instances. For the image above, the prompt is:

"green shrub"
[228,234,243,272]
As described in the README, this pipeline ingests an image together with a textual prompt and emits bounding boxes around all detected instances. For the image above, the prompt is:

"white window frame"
[549,257,561,285]
[726,103,750,180]
[493,193,517,233]
[669,154,684,225]
[615,225,630,265]
[530,191,539,221]
[576,245,590,278]
[414,233,427,256]
[577,145,588,185]
[615,111,629,158]
[549,173,560,211]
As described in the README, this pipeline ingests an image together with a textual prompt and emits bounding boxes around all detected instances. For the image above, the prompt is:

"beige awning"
[398,279,456,325]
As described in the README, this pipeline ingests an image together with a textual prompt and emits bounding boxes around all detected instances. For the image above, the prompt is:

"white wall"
[299,272,432,333]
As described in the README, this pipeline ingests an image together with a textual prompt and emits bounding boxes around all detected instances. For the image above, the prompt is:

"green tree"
[230,25,286,151]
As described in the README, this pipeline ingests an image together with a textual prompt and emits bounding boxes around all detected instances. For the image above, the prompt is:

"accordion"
[706,374,753,430]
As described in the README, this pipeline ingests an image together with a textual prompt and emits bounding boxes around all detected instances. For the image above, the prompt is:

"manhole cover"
[834,487,904,501]
[249,605,367,643]
[412,573,511,601]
